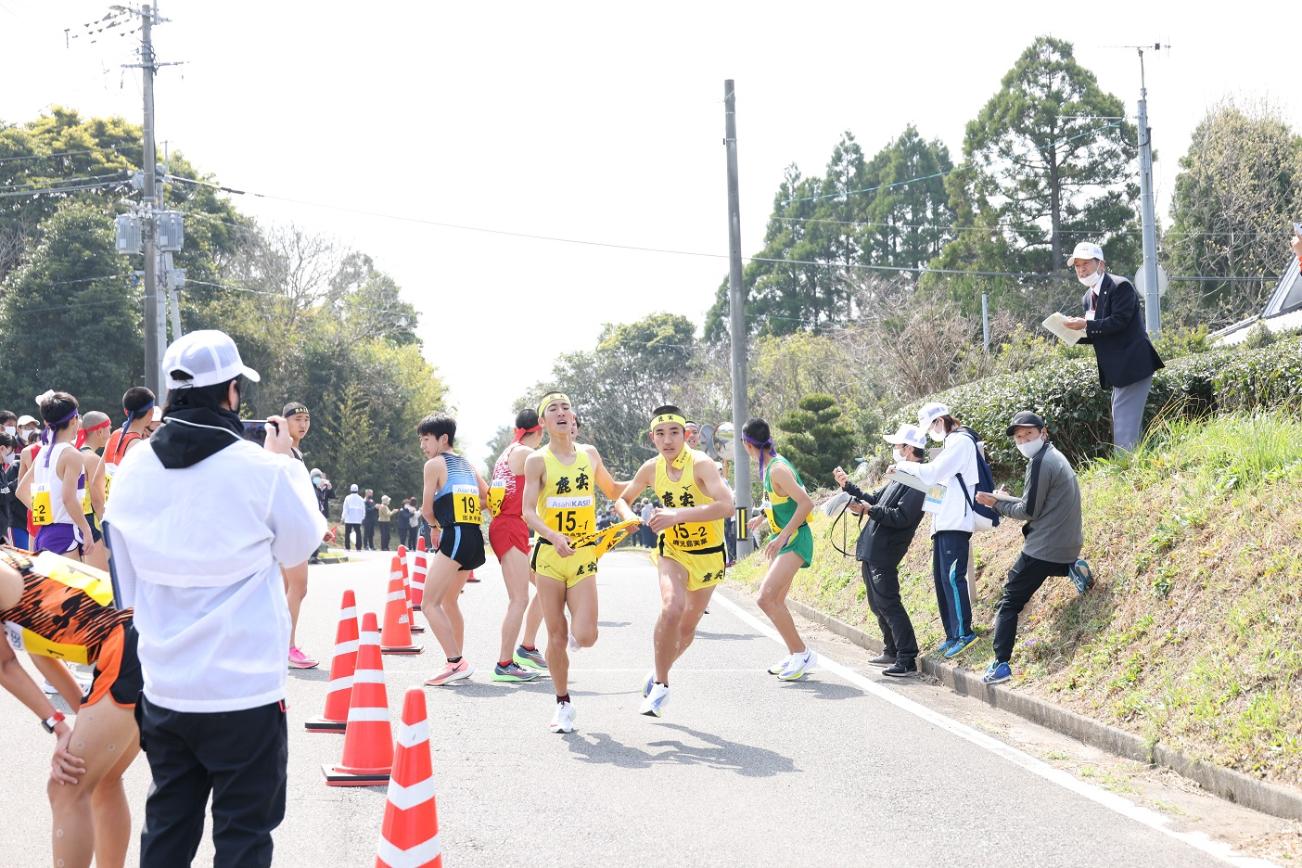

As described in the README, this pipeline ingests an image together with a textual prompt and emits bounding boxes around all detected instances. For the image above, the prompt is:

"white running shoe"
[777,649,817,681]
[767,654,792,676]
[639,682,670,717]
[642,670,656,698]
[568,632,580,652]
[549,700,576,733]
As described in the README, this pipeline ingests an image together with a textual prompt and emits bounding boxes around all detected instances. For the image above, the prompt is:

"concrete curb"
[778,595,1302,822]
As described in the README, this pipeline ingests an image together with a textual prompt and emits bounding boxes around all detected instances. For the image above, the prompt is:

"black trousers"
[993,552,1073,663]
[138,696,288,868]
[380,524,392,550]
[363,519,377,549]
[861,560,918,665]
[344,523,362,550]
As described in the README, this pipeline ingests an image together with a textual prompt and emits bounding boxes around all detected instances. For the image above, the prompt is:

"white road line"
[710,592,1277,868]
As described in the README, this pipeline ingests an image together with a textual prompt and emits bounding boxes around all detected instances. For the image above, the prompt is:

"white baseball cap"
[162,330,260,390]
[883,424,927,450]
[1066,241,1104,266]
[15,414,37,428]
[917,402,950,432]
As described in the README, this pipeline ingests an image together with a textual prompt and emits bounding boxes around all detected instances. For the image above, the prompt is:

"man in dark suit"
[1062,241,1164,452]
[833,424,929,678]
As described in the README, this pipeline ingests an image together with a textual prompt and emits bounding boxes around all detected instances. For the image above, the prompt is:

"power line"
[0,179,130,200]
[0,148,106,166]
[0,172,129,192]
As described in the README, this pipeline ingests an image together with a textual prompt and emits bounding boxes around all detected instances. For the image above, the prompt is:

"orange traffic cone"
[323,612,393,786]
[375,688,442,868]
[466,570,480,584]
[410,539,429,611]
[381,556,422,655]
[397,545,423,633]
[306,590,359,733]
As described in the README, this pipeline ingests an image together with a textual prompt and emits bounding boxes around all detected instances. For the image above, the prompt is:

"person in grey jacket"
[975,411,1091,685]
[833,424,929,677]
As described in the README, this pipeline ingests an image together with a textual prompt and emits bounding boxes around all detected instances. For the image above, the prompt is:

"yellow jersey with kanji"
[654,449,724,553]
[537,446,596,542]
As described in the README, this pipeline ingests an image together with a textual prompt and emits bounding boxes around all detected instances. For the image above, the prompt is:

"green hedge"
[888,337,1302,481]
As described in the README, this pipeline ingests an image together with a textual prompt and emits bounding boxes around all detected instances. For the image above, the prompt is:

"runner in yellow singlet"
[521,392,635,733]
[618,405,734,717]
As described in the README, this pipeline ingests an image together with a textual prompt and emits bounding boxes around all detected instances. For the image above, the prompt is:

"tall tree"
[1163,101,1302,327]
[930,37,1140,319]
[0,202,141,413]
[861,126,955,272]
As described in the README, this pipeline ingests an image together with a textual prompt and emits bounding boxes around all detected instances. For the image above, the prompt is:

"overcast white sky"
[2,1,1298,464]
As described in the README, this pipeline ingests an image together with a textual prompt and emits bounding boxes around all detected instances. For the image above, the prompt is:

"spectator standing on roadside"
[362,488,378,550]
[639,497,656,548]
[833,424,929,678]
[0,432,17,544]
[1060,242,1164,452]
[893,402,982,661]
[311,468,333,518]
[974,412,1090,685]
[104,329,325,867]
[341,484,365,550]
[378,495,394,550]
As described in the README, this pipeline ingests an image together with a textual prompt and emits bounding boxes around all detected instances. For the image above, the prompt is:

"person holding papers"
[974,412,1089,685]
[833,424,928,678]
[1059,241,1164,452]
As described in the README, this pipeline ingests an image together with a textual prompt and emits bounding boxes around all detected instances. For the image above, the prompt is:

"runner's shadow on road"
[289,668,331,683]
[597,620,632,628]
[776,678,866,701]
[694,631,754,642]
[567,723,796,777]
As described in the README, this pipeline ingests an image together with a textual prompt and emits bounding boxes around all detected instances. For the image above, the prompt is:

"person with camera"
[104,330,326,868]
[832,424,929,678]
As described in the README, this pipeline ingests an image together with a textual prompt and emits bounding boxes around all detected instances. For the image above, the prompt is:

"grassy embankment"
[728,412,1301,787]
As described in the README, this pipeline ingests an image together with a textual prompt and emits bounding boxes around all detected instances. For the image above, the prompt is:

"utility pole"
[140,3,164,393]
[724,80,752,558]
[1134,43,1165,336]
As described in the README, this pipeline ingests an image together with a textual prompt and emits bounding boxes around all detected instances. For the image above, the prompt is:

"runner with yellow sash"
[522,392,636,733]
[618,405,735,718]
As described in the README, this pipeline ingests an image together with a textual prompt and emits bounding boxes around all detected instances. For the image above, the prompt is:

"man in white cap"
[1061,241,1164,452]
[833,424,929,677]
[104,329,326,867]
[340,483,365,550]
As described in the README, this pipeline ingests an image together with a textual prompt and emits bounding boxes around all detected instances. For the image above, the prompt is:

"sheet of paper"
[887,467,947,502]
[1042,312,1084,345]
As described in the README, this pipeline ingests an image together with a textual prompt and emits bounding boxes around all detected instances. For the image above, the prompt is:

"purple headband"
[121,400,156,437]
[741,433,776,456]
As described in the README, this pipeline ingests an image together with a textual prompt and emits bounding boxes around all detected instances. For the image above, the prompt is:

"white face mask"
[2,426,13,436]
[1017,438,1045,459]
[928,424,946,443]
[1077,267,1104,290]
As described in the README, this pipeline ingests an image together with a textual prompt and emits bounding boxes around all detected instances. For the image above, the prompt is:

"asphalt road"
[0,550,1270,867]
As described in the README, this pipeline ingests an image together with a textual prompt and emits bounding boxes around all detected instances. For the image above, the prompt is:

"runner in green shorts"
[742,417,818,681]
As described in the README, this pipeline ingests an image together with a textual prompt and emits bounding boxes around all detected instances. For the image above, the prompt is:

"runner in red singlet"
[487,408,546,681]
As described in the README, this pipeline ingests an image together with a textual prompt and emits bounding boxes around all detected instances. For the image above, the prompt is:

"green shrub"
[888,337,1302,481]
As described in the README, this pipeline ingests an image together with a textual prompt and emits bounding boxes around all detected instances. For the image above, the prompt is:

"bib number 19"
[452,484,481,524]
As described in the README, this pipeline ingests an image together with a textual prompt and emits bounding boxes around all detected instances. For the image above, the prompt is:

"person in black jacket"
[1062,241,1164,452]
[832,424,929,677]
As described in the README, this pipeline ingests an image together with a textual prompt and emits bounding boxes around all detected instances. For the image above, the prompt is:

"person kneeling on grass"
[974,411,1092,685]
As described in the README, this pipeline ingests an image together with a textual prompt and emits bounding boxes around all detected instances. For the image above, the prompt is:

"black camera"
[241,419,279,446]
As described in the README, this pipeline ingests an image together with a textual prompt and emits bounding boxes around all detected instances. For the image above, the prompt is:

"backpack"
[953,427,1001,532]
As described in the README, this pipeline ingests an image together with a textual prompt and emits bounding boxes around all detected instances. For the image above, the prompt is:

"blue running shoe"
[935,638,956,655]
[982,660,1012,684]
[1069,559,1094,595]
[944,633,978,659]
[514,645,548,670]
